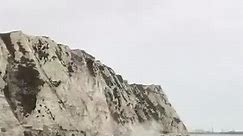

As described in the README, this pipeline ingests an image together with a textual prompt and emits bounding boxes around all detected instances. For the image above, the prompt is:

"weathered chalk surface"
[0,31,188,136]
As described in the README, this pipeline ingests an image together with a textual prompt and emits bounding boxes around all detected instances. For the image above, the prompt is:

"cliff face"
[0,31,188,136]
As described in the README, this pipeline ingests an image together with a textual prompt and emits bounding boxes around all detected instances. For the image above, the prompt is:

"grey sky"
[1,0,243,131]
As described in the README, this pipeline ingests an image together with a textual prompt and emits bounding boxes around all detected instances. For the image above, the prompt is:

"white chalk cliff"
[0,31,188,136]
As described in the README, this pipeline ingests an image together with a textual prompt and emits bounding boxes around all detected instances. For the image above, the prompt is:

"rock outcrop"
[0,31,188,136]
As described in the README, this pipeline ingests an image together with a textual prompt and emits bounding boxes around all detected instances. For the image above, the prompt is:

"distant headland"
[190,130,243,135]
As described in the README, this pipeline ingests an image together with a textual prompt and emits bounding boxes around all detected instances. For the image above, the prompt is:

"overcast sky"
[1,0,243,131]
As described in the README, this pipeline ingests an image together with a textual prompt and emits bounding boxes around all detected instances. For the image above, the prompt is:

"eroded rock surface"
[0,31,188,136]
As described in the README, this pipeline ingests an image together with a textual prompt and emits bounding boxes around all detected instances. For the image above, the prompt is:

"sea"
[191,134,243,136]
